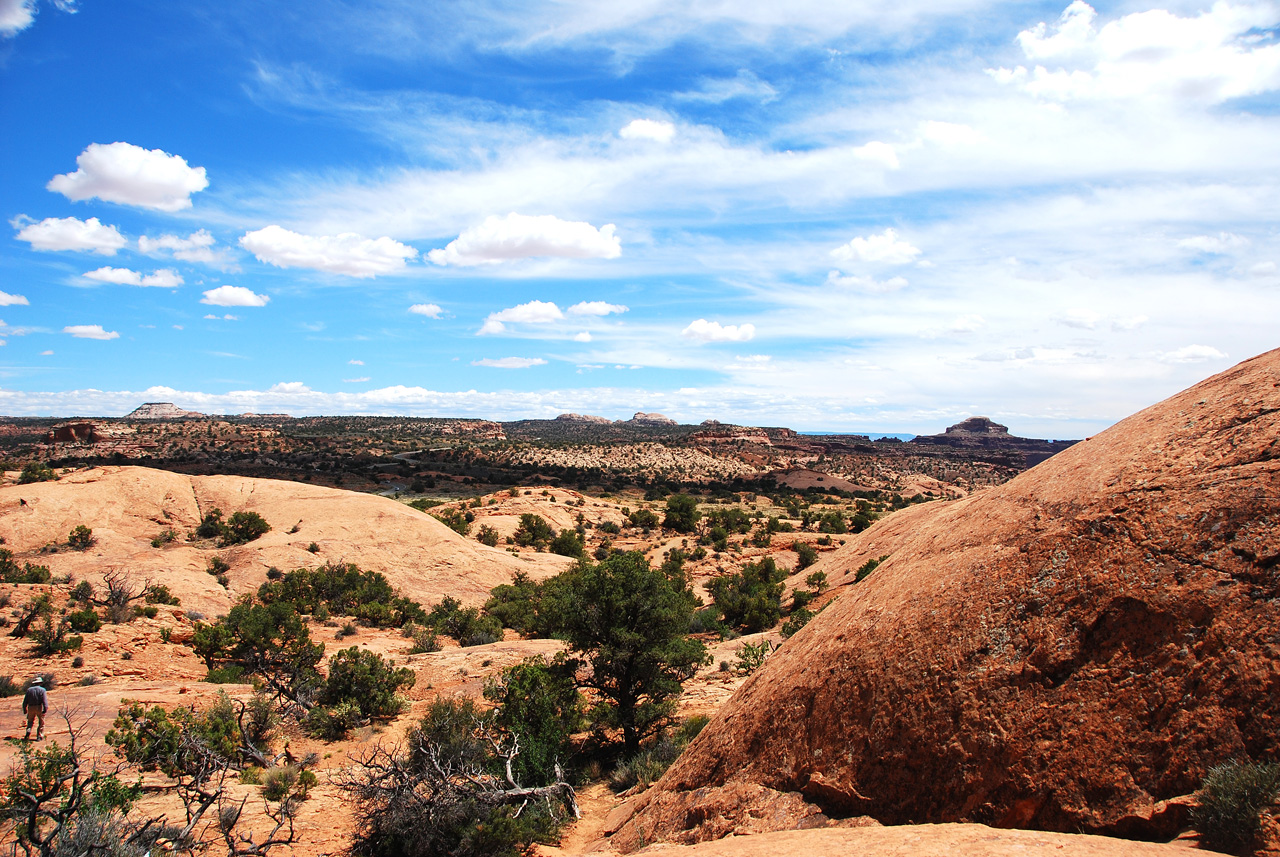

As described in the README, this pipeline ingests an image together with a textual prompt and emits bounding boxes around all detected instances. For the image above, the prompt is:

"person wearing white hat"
[22,676,47,741]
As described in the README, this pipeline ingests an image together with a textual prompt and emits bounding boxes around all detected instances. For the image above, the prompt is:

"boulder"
[616,347,1280,847]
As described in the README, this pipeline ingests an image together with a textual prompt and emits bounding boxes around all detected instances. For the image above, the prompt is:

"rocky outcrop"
[125,402,205,420]
[556,413,613,424]
[613,347,1280,849]
[624,412,678,426]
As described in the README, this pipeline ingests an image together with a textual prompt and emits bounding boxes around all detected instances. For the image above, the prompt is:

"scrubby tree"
[708,556,788,634]
[483,656,581,786]
[513,514,554,549]
[549,528,585,558]
[556,552,708,754]
[663,494,700,533]
[341,696,577,857]
[221,511,271,546]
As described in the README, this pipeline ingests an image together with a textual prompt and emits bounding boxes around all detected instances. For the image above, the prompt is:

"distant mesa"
[625,412,677,426]
[555,413,613,424]
[126,402,205,420]
[909,415,1076,466]
[943,416,1009,436]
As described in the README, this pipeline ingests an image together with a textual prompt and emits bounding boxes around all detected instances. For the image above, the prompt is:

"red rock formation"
[611,347,1280,849]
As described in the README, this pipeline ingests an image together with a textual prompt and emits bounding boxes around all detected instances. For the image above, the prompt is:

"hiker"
[22,676,47,741]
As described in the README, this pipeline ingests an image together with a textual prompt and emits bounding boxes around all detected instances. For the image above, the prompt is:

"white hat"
[30,676,42,684]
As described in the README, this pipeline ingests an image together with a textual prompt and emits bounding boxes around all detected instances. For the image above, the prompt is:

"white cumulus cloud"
[344,376,371,383]
[138,229,230,266]
[200,285,269,307]
[83,266,183,287]
[47,142,208,211]
[63,324,118,340]
[567,301,628,316]
[1177,232,1250,253]
[478,300,565,335]
[573,331,592,342]
[240,225,418,278]
[619,119,676,142]
[269,382,311,393]
[0,291,29,306]
[13,215,126,254]
[1157,344,1227,363]
[831,228,921,265]
[472,357,548,369]
[682,319,756,343]
[408,303,442,318]
[428,213,621,266]
[348,359,364,365]
[993,2,1280,103]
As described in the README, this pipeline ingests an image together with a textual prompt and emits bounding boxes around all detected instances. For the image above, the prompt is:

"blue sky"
[2,0,1278,435]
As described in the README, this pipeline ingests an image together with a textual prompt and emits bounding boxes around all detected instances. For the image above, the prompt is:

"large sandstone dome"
[612,348,1280,848]
[0,467,571,614]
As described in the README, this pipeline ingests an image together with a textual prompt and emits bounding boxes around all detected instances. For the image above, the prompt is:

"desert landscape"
[0,349,1276,856]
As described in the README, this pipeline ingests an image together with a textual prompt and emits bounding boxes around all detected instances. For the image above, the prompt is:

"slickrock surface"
[0,466,571,614]
[612,348,1280,849]
[618,824,1206,856]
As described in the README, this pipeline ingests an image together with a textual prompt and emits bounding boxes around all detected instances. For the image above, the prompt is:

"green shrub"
[708,557,787,633]
[483,656,581,786]
[513,513,554,549]
[207,556,230,576]
[484,571,540,633]
[855,555,887,583]
[0,548,51,584]
[70,580,94,603]
[144,584,180,605]
[68,525,95,550]
[220,511,271,546]
[67,609,102,633]
[151,528,178,548]
[304,701,362,741]
[476,524,501,546]
[1191,760,1280,852]
[781,607,815,638]
[550,528,585,558]
[257,561,425,628]
[794,542,819,571]
[30,613,83,655]
[195,508,225,540]
[205,665,247,684]
[733,639,773,675]
[431,507,472,536]
[0,675,21,697]
[408,626,442,654]
[320,646,414,719]
[805,569,828,593]
[18,461,56,483]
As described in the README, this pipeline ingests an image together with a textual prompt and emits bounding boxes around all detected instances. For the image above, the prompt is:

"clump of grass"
[1192,760,1280,852]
